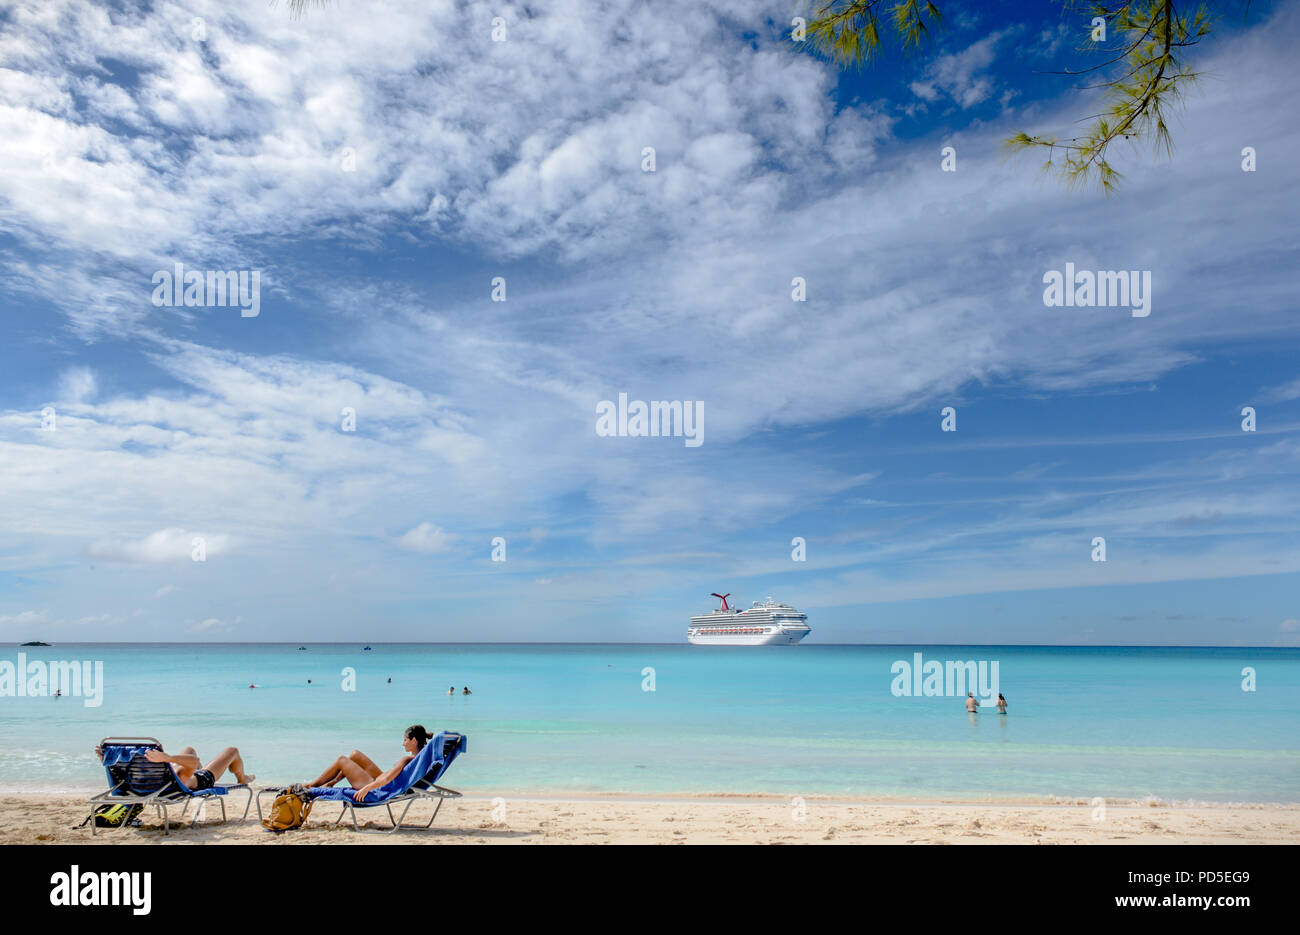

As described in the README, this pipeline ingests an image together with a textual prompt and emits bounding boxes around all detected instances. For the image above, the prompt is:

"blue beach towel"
[100,740,228,798]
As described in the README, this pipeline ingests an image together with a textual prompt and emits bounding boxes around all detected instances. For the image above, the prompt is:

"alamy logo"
[1042,263,1151,317]
[50,866,151,915]
[890,652,999,701]
[151,262,260,317]
[595,392,704,447]
[0,653,103,707]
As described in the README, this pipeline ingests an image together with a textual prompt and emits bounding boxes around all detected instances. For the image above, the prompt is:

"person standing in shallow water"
[965,692,979,713]
[996,693,1008,714]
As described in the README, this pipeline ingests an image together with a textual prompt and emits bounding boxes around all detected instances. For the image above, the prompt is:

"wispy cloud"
[56,367,97,403]
[910,29,1018,107]
[1262,376,1300,403]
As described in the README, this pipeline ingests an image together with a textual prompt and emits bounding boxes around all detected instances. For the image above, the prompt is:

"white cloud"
[87,528,229,563]
[910,80,941,102]
[909,29,1015,108]
[394,522,457,554]
[0,609,114,629]
[1262,377,1300,402]
[0,609,51,628]
[56,366,96,403]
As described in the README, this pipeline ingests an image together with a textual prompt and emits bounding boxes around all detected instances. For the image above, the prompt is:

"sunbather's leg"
[349,750,383,779]
[172,746,199,785]
[203,746,255,784]
[306,762,341,787]
[306,755,371,789]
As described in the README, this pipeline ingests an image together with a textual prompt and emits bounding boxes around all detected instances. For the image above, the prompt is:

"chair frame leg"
[336,790,453,834]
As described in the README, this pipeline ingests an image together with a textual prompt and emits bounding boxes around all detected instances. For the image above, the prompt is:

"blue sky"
[0,0,1297,644]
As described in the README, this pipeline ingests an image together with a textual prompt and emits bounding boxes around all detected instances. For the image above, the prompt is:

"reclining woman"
[94,743,255,790]
[304,724,433,802]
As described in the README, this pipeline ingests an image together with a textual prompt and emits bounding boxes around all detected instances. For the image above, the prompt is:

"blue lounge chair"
[87,736,256,835]
[275,730,466,834]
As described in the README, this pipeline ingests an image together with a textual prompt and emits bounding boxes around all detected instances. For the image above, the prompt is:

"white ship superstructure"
[687,593,811,645]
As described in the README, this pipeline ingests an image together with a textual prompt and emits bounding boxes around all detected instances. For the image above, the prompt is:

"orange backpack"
[262,784,314,832]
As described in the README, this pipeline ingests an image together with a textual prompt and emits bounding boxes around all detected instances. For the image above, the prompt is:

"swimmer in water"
[996,693,1007,714]
[447,686,454,695]
[462,686,472,695]
[965,692,979,713]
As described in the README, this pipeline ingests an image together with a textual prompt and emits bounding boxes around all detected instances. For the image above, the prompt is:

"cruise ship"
[688,593,811,645]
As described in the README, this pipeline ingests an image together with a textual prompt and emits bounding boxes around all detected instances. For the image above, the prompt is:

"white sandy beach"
[5,793,1298,845]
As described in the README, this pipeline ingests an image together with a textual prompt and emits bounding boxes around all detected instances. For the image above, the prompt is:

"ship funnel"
[710,592,731,611]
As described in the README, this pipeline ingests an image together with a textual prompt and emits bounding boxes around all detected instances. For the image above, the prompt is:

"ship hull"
[687,626,810,646]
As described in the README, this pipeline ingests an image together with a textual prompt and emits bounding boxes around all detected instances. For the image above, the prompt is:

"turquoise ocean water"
[1,644,1296,802]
